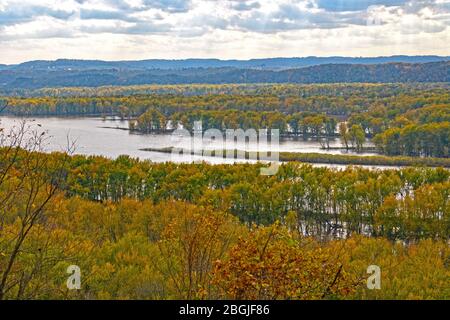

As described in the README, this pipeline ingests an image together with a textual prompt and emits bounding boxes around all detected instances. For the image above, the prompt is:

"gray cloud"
[79,9,135,21]
[142,0,192,13]
[0,5,75,26]
[402,0,450,14]
[103,0,192,13]
[229,1,261,11]
[0,0,448,39]
[316,0,408,12]
[227,2,370,33]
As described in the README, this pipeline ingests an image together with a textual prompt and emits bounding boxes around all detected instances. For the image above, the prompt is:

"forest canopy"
[0,143,448,300]
[0,82,449,300]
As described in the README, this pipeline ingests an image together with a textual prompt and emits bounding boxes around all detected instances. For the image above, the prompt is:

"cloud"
[316,0,408,12]
[142,0,192,13]
[103,0,192,13]
[1,0,448,33]
[0,0,448,63]
[0,2,76,26]
[79,9,134,21]
[229,1,261,11]
[226,1,372,32]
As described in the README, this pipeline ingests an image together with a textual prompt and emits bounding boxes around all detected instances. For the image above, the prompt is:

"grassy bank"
[140,147,450,167]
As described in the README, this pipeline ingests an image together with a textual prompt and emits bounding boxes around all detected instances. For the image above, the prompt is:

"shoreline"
[140,147,450,168]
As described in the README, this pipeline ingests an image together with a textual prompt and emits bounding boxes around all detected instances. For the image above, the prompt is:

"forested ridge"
[2,56,448,71]
[0,61,448,89]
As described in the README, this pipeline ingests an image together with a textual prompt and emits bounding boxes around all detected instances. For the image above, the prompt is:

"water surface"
[1,116,389,169]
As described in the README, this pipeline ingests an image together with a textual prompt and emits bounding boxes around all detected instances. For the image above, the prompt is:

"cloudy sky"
[0,0,449,64]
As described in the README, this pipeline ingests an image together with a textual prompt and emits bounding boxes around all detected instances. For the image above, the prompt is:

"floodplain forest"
[0,83,449,300]
[0,124,448,300]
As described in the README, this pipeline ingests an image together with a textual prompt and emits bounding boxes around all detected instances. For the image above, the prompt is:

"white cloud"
[0,0,448,63]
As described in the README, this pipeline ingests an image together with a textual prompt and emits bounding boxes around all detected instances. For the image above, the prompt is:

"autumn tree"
[349,124,365,152]
[0,121,72,299]
[155,201,242,299]
[339,122,350,150]
[213,225,359,300]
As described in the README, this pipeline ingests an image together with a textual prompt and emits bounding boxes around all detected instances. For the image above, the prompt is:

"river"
[0,116,394,169]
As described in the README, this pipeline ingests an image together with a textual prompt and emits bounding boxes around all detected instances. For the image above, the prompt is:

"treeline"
[1,83,447,97]
[0,93,372,116]
[374,122,450,158]
[348,100,450,137]
[131,101,450,158]
[2,85,448,117]
[0,146,448,300]
[131,108,338,139]
[2,150,445,241]
[346,98,450,157]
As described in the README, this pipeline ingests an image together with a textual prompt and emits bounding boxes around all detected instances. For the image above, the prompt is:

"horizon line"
[2,54,450,66]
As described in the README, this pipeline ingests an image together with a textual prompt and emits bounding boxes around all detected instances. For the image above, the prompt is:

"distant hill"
[2,55,449,71]
[0,61,448,90]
